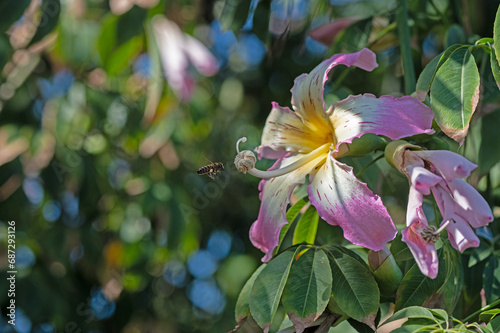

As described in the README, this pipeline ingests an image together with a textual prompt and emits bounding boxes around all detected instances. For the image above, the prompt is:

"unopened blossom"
[385,141,494,278]
[152,16,219,101]
[235,49,434,261]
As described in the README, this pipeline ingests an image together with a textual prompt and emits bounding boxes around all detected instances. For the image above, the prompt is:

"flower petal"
[291,49,378,133]
[402,225,438,279]
[330,94,434,153]
[448,179,494,228]
[445,215,480,252]
[403,186,438,279]
[183,34,219,76]
[250,154,326,261]
[307,154,396,251]
[406,184,428,226]
[412,150,477,182]
[152,16,191,99]
[257,103,329,158]
[406,165,442,195]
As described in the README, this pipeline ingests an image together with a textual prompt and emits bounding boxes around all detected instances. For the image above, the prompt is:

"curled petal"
[250,154,325,261]
[291,49,378,133]
[448,179,494,228]
[406,185,428,226]
[445,215,480,252]
[257,103,330,158]
[402,224,438,279]
[406,165,442,195]
[330,94,434,154]
[307,154,396,251]
[412,150,477,182]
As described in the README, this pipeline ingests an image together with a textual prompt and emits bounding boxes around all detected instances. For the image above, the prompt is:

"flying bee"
[197,162,224,180]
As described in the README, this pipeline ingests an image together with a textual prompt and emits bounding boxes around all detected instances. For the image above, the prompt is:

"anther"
[420,219,452,244]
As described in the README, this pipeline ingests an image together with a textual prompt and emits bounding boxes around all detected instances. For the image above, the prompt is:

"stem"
[355,153,384,178]
[462,297,500,323]
[248,143,330,179]
[396,0,416,94]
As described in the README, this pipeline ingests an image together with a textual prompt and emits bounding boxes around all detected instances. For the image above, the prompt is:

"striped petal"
[250,154,326,262]
[291,49,378,133]
[307,153,396,251]
[330,94,434,154]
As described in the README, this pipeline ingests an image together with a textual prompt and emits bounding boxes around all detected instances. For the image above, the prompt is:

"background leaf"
[0,0,31,33]
[30,0,61,45]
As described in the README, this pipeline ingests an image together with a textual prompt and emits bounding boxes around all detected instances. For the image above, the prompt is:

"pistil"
[235,137,329,179]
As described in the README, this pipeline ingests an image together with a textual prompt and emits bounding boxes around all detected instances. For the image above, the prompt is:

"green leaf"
[30,0,61,45]
[434,244,463,313]
[219,0,252,33]
[327,247,379,325]
[250,250,296,331]
[235,264,266,323]
[116,7,147,45]
[381,306,437,326]
[487,315,500,332]
[390,233,414,263]
[468,242,493,267]
[483,256,500,303]
[282,248,332,332]
[480,309,500,323]
[430,46,480,145]
[275,199,308,254]
[292,205,318,245]
[331,17,372,55]
[395,251,446,311]
[479,109,500,174]
[416,45,462,101]
[494,4,500,64]
[490,45,500,91]
[0,0,31,33]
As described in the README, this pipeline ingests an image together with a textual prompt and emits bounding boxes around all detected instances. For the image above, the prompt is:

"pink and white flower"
[235,49,434,261]
[152,16,219,101]
[386,141,494,278]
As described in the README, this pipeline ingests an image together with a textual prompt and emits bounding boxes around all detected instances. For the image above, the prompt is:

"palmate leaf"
[249,249,297,331]
[430,46,480,145]
[281,248,332,333]
[490,45,500,90]
[235,264,266,323]
[327,247,379,328]
[219,0,252,33]
[381,306,439,327]
[275,198,308,255]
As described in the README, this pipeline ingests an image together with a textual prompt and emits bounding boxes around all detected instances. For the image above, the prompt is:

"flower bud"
[384,140,420,171]
[368,247,403,297]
